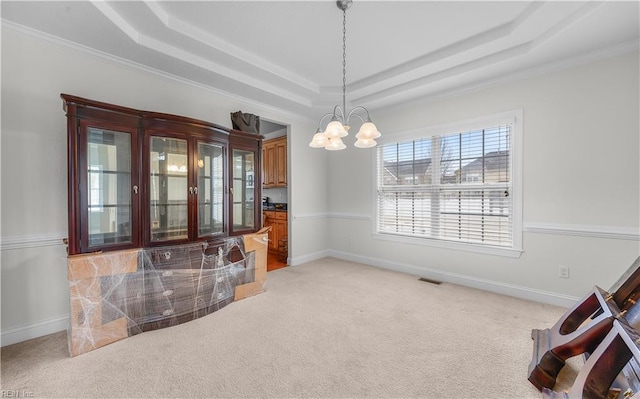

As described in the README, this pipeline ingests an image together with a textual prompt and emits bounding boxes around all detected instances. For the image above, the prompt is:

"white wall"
[0,27,327,345]
[325,51,640,306]
[3,23,638,346]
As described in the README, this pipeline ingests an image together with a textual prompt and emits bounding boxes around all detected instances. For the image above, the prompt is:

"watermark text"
[1,390,34,398]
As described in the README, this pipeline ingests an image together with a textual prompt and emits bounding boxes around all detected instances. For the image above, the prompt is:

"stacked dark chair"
[528,257,640,398]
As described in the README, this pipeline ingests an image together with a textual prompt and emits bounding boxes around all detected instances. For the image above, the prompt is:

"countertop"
[262,204,287,212]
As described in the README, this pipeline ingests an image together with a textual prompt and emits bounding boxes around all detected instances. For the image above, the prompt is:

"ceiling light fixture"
[309,0,381,151]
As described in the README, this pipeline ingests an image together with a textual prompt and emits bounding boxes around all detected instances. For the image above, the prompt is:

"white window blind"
[376,125,513,248]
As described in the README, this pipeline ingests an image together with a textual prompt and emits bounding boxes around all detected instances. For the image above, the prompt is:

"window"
[374,111,522,257]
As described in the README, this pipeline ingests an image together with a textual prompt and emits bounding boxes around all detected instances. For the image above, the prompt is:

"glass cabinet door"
[149,136,189,242]
[197,142,225,237]
[231,149,256,232]
[85,126,135,249]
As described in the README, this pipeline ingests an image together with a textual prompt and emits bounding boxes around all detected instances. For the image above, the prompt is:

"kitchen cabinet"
[262,136,287,188]
[262,142,275,187]
[263,210,287,254]
[62,94,262,255]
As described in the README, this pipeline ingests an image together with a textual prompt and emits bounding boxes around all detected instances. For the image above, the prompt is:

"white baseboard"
[1,248,579,346]
[325,249,579,308]
[289,250,332,266]
[1,315,68,347]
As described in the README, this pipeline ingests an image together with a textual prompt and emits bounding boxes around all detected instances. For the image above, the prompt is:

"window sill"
[372,232,523,258]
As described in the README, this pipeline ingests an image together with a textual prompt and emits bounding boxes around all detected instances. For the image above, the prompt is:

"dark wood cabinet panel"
[275,138,287,187]
[263,144,276,187]
[262,136,286,188]
[62,94,262,255]
[263,210,287,254]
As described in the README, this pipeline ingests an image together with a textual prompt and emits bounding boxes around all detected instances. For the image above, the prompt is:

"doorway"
[260,119,289,271]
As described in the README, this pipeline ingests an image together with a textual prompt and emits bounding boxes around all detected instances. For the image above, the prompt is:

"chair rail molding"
[1,232,67,251]
[523,222,640,241]
[293,212,371,221]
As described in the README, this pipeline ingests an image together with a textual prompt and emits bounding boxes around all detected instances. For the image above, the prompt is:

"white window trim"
[372,109,524,258]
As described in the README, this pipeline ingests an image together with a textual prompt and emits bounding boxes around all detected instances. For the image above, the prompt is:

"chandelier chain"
[308,0,380,150]
[342,6,347,116]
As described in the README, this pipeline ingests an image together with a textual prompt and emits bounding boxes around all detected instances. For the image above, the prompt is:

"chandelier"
[309,0,381,151]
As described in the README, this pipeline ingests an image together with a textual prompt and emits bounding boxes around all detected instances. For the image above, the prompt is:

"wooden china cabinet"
[62,94,262,255]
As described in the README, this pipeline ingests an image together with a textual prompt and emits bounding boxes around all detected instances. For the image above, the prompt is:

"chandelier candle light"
[309,0,381,150]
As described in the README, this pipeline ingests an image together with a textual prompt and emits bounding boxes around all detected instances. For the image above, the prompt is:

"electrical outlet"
[558,265,570,279]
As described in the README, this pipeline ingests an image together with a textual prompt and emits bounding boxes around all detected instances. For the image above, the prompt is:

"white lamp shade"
[325,137,347,151]
[355,122,381,140]
[354,138,377,148]
[324,120,348,138]
[309,132,328,148]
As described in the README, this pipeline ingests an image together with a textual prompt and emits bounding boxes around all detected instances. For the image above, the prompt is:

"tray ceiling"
[2,1,638,119]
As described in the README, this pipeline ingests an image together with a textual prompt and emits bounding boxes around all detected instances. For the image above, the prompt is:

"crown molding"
[1,19,312,122]
[350,2,545,94]
[3,1,637,121]
[144,0,320,94]
[91,1,313,107]
[365,38,640,113]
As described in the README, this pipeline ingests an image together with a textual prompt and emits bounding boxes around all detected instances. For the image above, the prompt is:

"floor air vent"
[418,277,442,285]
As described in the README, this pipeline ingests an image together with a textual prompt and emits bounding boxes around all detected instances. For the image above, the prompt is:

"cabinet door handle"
[193,187,198,195]
[189,187,194,195]
[133,185,138,194]
[229,187,234,195]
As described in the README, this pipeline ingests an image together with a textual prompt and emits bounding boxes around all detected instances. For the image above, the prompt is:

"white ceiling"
[2,1,639,121]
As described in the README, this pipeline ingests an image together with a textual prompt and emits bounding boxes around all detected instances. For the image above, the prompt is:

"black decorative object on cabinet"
[230,110,260,134]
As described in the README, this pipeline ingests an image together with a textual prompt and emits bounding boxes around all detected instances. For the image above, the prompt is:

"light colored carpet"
[1,258,574,398]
